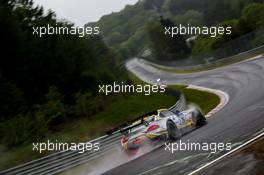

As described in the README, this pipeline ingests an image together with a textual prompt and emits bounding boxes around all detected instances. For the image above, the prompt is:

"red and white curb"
[187,85,230,118]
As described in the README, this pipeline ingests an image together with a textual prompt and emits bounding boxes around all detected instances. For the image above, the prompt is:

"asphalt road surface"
[103,57,264,175]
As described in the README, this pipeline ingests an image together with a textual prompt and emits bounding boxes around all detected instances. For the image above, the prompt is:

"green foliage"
[0,113,33,146]
[0,0,127,147]
[0,82,26,121]
[88,1,156,58]
[1,0,264,158]
[192,2,264,56]
[146,21,166,58]
[118,27,147,57]
[74,92,104,118]
[251,29,264,47]
[0,86,64,146]
[192,20,239,55]
[239,3,264,31]
[185,89,220,114]
[172,10,203,26]
[34,86,64,127]
[146,17,190,60]
[90,0,264,59]
[169,0,263,24]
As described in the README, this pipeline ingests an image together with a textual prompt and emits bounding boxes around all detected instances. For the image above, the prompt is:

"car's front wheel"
[193,109,207,127]
[166,120,182,141]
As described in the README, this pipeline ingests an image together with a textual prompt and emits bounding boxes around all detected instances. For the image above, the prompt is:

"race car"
[120,106,206,150]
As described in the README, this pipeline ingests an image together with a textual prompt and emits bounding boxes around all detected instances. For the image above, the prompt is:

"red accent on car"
[121,136,128,144]
[134,138,141,145]
[146,124,159,132]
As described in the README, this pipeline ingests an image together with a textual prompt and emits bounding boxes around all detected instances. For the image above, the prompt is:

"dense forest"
[0,0,127,146]
[91,0,264,60]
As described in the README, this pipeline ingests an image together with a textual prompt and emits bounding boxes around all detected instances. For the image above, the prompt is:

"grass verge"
[129,73,220,114]
[243,137,264,173]
[170,85,220,114]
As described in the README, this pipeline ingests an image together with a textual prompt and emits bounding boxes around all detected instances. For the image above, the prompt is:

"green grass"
[129,73,220,114]
[0,87,178,170]
[0,74,220,171]
[169,85,220,114]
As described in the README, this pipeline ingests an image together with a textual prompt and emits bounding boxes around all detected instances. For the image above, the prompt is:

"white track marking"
[187,131,264,175]
[138,153,208,175]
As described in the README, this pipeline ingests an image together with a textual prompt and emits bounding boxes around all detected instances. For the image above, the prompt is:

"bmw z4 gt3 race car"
[120,106,206,150]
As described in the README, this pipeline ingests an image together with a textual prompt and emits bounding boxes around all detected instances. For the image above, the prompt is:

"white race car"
[120,106,206,150]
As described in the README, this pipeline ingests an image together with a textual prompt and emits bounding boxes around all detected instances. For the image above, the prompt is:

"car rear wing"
[106,110,158,135]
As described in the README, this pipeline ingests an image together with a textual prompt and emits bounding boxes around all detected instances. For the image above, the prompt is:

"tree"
[0,0,127,146]
[144,0,166,12]
[240,3,264,30]
[146,17,190,60]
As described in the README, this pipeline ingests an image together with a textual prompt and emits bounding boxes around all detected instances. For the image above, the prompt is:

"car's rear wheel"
[166,120,181,140]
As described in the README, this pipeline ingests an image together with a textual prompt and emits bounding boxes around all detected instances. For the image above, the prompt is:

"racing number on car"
[171,115,185,125]
[185,113,192,120]
[179,116,185,125]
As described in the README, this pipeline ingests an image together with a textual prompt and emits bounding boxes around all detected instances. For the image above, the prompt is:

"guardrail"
[0,133,121,175]
[141,45,264,71]
[0,94,186,175]
[141,28,264,69]
[169,94,186,112]
[172,45,264,71]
